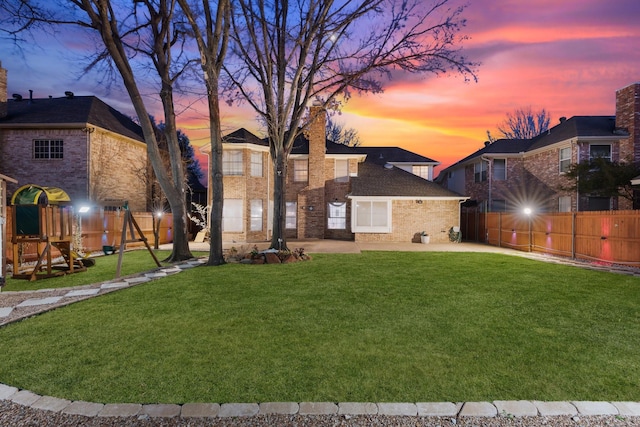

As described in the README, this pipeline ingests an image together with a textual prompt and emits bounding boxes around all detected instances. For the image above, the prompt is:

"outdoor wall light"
[78,206,91,213]
[523,207,532,216]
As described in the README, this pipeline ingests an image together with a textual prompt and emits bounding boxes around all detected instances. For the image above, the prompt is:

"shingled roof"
[351,161,463,198]
[357,146,438,165]
[438,115,626,180]
[0,96,144,142]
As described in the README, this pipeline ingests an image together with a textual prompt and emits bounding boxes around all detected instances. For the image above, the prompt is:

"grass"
[0,251,638,404]
[3,250,208,292]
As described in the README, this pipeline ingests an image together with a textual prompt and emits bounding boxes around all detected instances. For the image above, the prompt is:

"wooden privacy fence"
[6,210,174,264]
[462,210,640,267]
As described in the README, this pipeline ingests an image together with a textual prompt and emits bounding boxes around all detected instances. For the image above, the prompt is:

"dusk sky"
[1,0,639,175]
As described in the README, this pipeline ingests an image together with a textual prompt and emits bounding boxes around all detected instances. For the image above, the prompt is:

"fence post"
[571,212,576,260]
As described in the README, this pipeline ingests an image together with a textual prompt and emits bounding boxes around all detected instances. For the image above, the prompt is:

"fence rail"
[462,210,640,267]
[6,210,174,264]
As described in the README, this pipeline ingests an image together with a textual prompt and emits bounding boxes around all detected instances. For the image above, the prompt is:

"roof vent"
[384,163,394,170]
[12,94,22,101]
[559,117,566,123]
[65,91,74,99]
[484,140,490,147]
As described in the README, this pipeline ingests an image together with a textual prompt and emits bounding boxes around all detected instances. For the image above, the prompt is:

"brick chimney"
[298,99,327,239]
[615,82,640,163]
[0,61,7,119]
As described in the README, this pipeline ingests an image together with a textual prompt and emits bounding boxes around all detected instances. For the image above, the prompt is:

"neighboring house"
[202,106,466,243]
[438,82,640,212]
[0,61,148,211]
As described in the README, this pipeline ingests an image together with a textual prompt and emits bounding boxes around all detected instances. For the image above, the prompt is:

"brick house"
[437,82,640,213]
[202,106,466,243]
[0,61,148,211]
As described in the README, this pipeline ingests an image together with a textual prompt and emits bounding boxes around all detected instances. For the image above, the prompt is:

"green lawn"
[0,251,638,404]
[3,250,208,292]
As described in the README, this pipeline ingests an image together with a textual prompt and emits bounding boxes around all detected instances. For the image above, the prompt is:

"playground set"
[9,185,160,282]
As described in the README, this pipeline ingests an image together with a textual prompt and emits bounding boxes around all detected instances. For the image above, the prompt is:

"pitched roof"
[527,116,620,151]
[438,115,625,179]
[351,161,463,198]
[357,147,438,165]
[223,128,268,146]
[1,96,144,142]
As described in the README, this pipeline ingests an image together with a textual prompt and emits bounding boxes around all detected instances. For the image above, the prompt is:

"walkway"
[0,241,638,424]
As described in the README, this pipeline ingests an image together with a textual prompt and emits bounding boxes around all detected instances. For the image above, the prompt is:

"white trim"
[348,195,468,201]
[351,199,392,233]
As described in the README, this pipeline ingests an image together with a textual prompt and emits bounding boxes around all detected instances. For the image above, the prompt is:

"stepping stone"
[65,289,100,297]
[161,267,182,274]
[101,282,128,289]
[124,277,150,284]
[0,307,13,318]
[145,272,167,279]
[17,297,63,307]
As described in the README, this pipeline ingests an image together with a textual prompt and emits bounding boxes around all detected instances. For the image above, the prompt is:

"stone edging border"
[1,384,639,420]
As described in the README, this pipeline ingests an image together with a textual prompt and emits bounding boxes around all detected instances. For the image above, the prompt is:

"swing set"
[10,185,160,281]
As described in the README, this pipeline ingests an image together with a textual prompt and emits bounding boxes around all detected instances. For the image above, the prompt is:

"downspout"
[267,151,271,240]
[83,126,95,202]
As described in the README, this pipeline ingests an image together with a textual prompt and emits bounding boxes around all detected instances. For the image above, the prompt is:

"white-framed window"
[293,159,308,182]
[335,159,349,182]
[412,165,429,180]
[493,159,506,181]
[327,202,347,229]
[223,150,243,175]
[250,152,263,177]
[558,196,572,212]
[222,199,243,231]
[34,139,63,159]
[250,199,263,231]
[491,199,507,212]
[559,147,571,173]
[352,200,391,233]
[474,161,487,183]
[590,144,611,161]
[285,202,297,229]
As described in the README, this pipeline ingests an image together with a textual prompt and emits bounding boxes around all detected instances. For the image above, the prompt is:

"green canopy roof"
[11,185,71,205]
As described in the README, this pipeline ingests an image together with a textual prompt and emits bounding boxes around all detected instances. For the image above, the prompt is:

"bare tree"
[488,107,551,141]
[176,0,230,266]
[226,0,478,250]
[2,0,195,261]
[326,116,360,147]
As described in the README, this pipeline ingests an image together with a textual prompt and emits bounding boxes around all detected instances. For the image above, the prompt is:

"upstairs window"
[223,151,243,175]
[293,159,308,182]
[250,152,263,177]
[34,139,63,159]
[590,144,611,161]
[474,161,487,183]
[559,147,571,173]
[412,165,430,180]
[335,159,349,182]
[493,159,506,181]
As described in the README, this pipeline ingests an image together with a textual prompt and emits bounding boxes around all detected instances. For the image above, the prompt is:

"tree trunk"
[270,149,288,250]
[207,84,225,265]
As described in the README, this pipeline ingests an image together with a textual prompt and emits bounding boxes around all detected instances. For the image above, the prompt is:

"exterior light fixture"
[78,206,91,213]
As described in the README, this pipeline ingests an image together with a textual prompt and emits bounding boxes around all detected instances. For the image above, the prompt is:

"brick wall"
[354,199,461,243]
[0,128,89,201]
[89,129,148,211]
